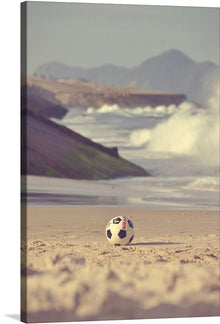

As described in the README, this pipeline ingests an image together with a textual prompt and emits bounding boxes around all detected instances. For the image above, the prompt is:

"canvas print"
[21,1,220,323]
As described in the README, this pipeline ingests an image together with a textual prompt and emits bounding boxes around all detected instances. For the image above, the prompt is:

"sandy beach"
[21,206,220,322]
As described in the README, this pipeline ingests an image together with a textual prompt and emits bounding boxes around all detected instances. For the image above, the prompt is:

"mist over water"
[51,88,219,209]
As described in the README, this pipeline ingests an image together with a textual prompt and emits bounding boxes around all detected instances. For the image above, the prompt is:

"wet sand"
[21,206,220,322]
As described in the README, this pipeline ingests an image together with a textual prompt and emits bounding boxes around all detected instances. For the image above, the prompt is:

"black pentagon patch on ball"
[113,217,122,224]
[107,229,112,239]
[118,229,126,239]
[128,219,134,228]
[129,235,134,243]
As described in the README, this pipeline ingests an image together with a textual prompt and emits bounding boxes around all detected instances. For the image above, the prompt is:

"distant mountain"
[34,49,219,104]
[21,110,150,180]
[35,62,130,85]
[129,49,219,104]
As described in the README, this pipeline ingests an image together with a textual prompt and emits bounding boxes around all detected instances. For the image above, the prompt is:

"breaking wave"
[87,103,178,117]
[87,104,120,114]
[129,91,219,166]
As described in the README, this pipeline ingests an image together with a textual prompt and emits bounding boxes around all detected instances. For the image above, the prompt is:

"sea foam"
[129,90,219,166]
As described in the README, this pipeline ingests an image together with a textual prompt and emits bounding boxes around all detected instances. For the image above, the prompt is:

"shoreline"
[23,175,220,210]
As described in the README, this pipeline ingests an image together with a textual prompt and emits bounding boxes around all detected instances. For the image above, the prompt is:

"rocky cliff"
[27,77,186,109]
[21,85,68,119]
[21,110,150,180]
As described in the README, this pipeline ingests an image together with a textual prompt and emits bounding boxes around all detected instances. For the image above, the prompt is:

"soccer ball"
[106,216,134,245]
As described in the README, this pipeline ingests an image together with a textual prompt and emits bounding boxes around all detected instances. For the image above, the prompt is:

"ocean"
[26,93,219,210]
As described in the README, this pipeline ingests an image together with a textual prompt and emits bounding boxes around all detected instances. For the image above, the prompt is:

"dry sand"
[21,206,220,322]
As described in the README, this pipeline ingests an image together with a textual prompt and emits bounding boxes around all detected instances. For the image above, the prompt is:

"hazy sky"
[25,1,220,74]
